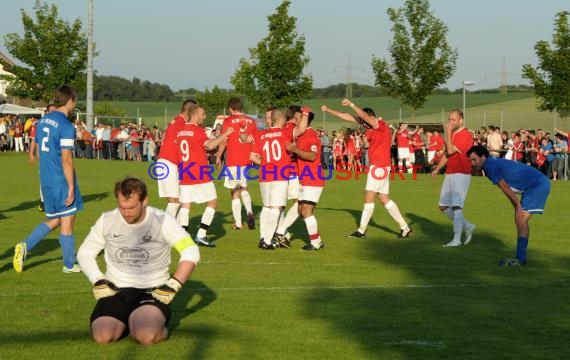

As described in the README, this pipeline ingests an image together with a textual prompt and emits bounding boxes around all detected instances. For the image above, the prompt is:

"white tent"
[0,103,43,115]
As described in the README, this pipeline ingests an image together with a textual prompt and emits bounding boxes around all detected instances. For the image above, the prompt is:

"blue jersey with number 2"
[35,111,76,188]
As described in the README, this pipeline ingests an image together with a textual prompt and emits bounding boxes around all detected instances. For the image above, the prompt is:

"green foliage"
[0,1,88,102]
[371,0,457,120]
[88,75,174,102]
[522,11,570,120]
[196,86,235,123]
[94,102,127,117]
[231,0,312,109]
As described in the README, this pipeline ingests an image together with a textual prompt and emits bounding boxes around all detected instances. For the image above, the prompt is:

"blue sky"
[1,0,568,92]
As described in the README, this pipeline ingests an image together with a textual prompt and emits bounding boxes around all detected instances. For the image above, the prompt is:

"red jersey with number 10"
[252,126,295,182]
[176,123,210,185]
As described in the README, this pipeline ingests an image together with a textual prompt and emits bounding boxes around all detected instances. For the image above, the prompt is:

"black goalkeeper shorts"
[90,287,171,331]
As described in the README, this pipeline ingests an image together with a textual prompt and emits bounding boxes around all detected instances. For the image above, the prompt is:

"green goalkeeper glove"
[93,278,120,300]
[150,277,183,305]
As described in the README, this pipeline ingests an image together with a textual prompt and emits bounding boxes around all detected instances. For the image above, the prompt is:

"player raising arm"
[322,99,412,239]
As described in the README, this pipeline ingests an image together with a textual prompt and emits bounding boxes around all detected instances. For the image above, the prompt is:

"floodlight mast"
[86,0,94,130]
[462,80,475,126]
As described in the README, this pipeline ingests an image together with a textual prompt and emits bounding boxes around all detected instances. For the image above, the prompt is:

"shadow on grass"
[0,191,110,216]
[300,211,570,358]
[169,280,217,332]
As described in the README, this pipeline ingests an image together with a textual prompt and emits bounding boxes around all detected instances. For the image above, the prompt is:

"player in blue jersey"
[467,145,551,267]
[13,85,84,273]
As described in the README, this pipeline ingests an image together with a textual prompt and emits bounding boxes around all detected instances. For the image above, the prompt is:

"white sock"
[231,198,242,227]
[276,203,299,235]
[384,200,408,229]
[358,203,375,233]
[304,215,320,243]
[197,207,215,238]
[176,207,190,227]
[166,203,180,218]
[241,191,253,214]
[453,209,465,242]
[259,206,269,241]
[264,208,281,244]
[442,207,454,221]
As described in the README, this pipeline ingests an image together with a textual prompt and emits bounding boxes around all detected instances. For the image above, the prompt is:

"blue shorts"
[521,178,550,214]
[42,185,84,219]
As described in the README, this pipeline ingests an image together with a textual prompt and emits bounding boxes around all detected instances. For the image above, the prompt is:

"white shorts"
[438,173,471,208]
[157,159,180,198]
[397,147,410,160]
[260,181,288,207]
[287,178,300,200]
[298,186,323,204]
[409,151,415,164]
[223,166,248,190]
[180,182,217,204]
[427,150,436,163]
[365,166,390,194]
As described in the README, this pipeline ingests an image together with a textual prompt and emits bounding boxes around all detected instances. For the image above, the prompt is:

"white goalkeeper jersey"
[78,206,189,288]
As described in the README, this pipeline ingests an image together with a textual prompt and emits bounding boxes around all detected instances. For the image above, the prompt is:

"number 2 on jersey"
[41,127,50,152]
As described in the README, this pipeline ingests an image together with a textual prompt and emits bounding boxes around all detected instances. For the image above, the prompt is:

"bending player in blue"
[467,145,551,266]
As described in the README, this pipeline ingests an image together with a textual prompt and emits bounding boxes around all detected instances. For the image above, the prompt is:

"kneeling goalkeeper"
[77,177,200,345]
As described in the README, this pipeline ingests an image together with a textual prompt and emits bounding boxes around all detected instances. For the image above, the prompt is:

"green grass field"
[0,153,569,359]
[106,93,570,133]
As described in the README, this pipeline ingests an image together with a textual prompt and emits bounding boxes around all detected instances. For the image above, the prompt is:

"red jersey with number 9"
[176,123,210,185]
[252,126,295,182]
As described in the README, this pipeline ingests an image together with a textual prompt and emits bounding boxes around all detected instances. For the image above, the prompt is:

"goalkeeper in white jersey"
[77,177,200,345]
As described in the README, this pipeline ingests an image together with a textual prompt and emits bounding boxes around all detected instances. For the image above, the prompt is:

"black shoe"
[258,239,276,250]
[183,226,190,233]
[247,213,256,230]
[273,233,291,248]
[302,242,325,251]
[38,201,44,212]
[346,230,365,239]
[399,227,412,238]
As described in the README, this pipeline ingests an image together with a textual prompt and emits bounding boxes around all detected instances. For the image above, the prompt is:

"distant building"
[0,51,15,99]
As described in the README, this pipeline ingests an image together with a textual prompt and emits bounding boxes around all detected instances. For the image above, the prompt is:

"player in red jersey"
[273,105,303,245]
[176,104,234,247]
[284,112,326,250]
[395,123,418,172]
[431,109,476,247]
[157,99,197,219]
[216,98,257,231]
[249,108,308,249]
[322,99,412,239]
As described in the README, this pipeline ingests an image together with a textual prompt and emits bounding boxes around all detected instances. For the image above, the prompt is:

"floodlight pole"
[462,80,474,127]
[86,0,94,130]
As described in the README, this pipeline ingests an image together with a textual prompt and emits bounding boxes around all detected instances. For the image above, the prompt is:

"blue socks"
[24,223,52,251]
[59,234,77,269]
[516,237,528,262]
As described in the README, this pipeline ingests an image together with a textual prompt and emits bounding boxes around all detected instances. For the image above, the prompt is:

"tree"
[371,0,457,120]
[231,0,312,109]
[522,11,570,120]
[196,86,234,124]
[0,1,88,103]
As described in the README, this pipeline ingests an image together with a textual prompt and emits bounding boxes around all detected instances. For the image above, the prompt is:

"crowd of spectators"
[2,112,569,180]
